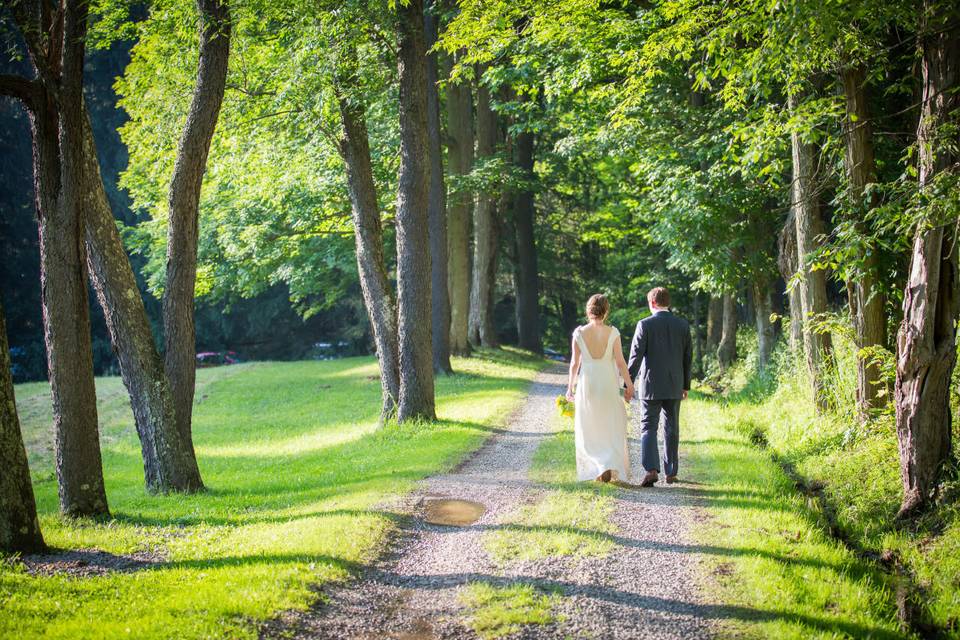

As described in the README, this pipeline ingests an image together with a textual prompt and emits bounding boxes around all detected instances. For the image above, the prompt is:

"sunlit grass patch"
[459,582,560,639]
[683,391,904,639]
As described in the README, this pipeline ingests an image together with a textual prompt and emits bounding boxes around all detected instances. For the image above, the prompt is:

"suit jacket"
[627,309,692,400]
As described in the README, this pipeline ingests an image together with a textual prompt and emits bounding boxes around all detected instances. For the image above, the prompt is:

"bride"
[565,294,634,483]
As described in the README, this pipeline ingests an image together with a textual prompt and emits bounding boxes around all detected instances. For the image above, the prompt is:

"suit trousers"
[638,398,680,476]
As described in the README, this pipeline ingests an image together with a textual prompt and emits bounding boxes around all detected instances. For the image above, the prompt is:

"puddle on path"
[422,498,487,527]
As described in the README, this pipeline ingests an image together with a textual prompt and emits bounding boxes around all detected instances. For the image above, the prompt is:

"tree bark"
[425,3,452,374]
[717,293,738,371]
[691,292,704,378]
[0,300,45,552]
[444,54,473,356]
[841,64,887,419]
[162,0,230,475]
[513,129,541,353]
[753,279,775,371]
[895,4,960,518]
[395,0,436,421]
[789,91,833,411]
[469,74,499,348]
[81,113,203,492]
[16,0,110,518]
[777,210,803,352]
[335,88,401,420]
[706,296,723,352]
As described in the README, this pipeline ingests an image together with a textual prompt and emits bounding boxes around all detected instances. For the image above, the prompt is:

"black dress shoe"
[640,471,658,487]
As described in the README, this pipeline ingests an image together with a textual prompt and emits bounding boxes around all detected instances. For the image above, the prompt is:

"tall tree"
[840,64,887,418]
[162,0,231,482]
[334,56,401,420]
[706,296,723,353]
[468,74,499,348]
[777,211,803,352]
[0,300,45,552]
[753,279,776,370]
[1,0,109,517]
[717,291,738,371]
[789,92,833,411]
[425,1,453,374]
[444,55,474,356]
[894,2,960,518]
[82,116,202,492]
[396,0,436,421]
[513,128,541,353]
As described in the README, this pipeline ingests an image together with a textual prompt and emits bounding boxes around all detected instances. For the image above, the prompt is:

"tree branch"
[0,74,41,109]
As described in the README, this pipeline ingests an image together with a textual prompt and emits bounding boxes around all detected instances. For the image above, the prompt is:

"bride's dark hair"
[586,294,610,320]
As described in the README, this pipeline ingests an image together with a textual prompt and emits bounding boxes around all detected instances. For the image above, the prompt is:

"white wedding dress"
[573,326,631,481]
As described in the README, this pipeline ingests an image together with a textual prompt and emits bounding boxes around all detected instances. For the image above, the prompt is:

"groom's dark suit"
[627,309,692,477]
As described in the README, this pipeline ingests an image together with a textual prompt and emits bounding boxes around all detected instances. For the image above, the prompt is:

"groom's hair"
[647,287,670,308]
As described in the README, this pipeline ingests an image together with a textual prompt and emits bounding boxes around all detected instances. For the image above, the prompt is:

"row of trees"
[3,0,958,553]
[0,0,546,552]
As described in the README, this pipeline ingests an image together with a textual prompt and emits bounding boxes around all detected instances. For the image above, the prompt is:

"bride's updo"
[586,294,610,321]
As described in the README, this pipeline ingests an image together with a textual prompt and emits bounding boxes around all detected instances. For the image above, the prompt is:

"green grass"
[683,391,906,639]
[459,582,560,639]
[1,349,545,640]
[705,329,960,636]
[483,416,617,563]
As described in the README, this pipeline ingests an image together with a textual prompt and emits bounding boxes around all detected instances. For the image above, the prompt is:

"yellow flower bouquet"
[556,395,575,418]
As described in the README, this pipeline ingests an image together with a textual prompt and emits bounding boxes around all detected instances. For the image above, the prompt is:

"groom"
[627,287,692,487]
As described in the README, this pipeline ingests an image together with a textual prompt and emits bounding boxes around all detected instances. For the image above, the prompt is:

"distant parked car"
[196,351,240,367]
[310,341,353,360]
[543,348,567,362]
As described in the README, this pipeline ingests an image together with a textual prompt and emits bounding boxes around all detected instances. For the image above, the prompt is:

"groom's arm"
[627,320,645,381]
[682,321,692,391]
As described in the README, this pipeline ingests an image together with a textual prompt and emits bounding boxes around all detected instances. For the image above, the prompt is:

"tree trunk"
[706,296,723,352]
[444,54,473,356]
[0,300,45,552]
[777,211,803,352]
[469,74,499,348]
[395,0,436,421]
[895,5,960,518]
[81,113,202,492]
[425,3,452,374]
[29,1,110,518]
[162,0,230,476]
[753,279,775,371]
[691,292,704,378]
[717,293,738,371]
[335,88,401,420]
[841,64,887,419]
[789,91,833,411]
[513,129,541,353]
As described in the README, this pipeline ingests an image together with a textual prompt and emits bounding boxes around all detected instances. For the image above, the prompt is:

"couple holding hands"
[565,287,692,487]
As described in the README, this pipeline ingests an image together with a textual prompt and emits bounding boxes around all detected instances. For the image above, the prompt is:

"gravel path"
[263,367,719,639]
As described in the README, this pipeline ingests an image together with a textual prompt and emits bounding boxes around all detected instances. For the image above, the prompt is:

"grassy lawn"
[1,349,544,640]
[684,387,907,639]
[695,332,960,637]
